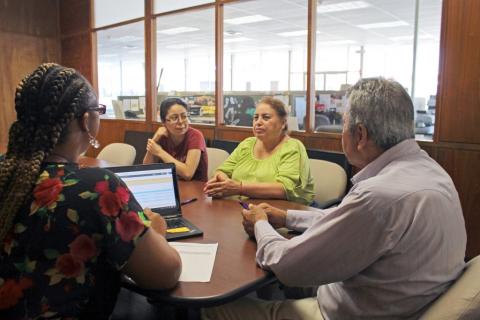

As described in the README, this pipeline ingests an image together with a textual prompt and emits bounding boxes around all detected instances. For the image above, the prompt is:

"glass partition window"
[223,0,308,129]
[94,0,144,28]
[314,0,442,139]
[154,0,213,14]
[97,22,145,120]
[156,8,215,124]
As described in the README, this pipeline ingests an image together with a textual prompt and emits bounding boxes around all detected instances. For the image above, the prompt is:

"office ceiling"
[97,0,442,61]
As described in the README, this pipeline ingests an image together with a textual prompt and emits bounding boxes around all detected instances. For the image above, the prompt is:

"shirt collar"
[351,139,421,185]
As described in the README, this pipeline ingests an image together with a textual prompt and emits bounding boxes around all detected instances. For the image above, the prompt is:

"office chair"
[309,159,347,208]
[97,143,136,166]
[421,255,480,319]
[206,147,230,178]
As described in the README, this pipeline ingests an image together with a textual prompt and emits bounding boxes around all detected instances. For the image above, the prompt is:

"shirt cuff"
[286,209,325,231]
[254,219,281,242]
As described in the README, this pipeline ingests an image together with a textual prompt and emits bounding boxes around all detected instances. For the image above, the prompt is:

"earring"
[88,132,100,149]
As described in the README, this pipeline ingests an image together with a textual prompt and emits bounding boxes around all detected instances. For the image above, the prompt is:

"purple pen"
[239,201,249,209]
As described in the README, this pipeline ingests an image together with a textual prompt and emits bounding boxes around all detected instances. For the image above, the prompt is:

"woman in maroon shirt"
[143,98,208,181]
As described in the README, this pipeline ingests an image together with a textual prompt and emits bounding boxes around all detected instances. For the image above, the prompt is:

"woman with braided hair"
[0,63,181,319]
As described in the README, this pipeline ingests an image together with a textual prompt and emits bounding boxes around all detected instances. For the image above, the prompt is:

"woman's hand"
[146,139,163,157]
[152,127,168,142]
[203,172,241,198]
[144,208,167,237]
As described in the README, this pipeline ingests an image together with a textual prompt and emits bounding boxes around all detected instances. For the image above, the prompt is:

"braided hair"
[0,63,97,241]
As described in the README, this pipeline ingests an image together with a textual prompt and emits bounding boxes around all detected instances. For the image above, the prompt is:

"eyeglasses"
[89,104,107,115]
[166,113,189,123]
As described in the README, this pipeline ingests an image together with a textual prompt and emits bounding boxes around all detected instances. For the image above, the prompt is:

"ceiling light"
[157,27,200,35]
[224,37,251,43]
[110,35,143,42]
[318,1,370,13]
[278,30,308,37]
[166,43,201,49]
[318,40,356,46]
[224,15,271,25]
[357,21,409,29]
[390,34,435,41]
[262,45,291,50]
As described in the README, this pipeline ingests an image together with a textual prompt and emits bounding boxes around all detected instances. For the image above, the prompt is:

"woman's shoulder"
[280,137,308,154]
[187,127,205,138]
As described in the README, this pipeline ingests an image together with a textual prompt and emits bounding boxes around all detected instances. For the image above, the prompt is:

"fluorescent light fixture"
[110,35,143,42]
[224,37,251,43]
[278,30,308,37]
[157,27,199,35]
[262,45,291,50]
[224,15,271,25]
[318,1,370,13]
[357,21,409,29]
[166,43,201,49]
[318,40,356,46]
[390,34,435,41]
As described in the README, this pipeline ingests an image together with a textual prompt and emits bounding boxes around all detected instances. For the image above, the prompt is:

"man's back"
[318,140,466,319]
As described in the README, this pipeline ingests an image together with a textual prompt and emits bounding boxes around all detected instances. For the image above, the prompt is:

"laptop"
[108,163,203,241]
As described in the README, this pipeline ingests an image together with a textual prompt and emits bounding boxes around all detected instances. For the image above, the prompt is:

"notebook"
[108,163,203,241]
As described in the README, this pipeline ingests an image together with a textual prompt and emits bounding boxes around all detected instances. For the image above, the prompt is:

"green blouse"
[217,137,315,205]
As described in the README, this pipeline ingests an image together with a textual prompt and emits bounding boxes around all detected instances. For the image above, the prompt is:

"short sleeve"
[91,170,150,270]
[186,128,206,152]
[217,138,253,177]
[275,140,315,205]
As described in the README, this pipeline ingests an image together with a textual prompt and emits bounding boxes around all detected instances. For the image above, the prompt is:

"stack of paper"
[169,242,218,282]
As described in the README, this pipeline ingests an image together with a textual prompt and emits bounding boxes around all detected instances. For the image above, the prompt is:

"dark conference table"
[44,156,314,308]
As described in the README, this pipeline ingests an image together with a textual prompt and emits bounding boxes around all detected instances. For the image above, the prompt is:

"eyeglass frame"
[165,112,189,123]
[88,104,107,115]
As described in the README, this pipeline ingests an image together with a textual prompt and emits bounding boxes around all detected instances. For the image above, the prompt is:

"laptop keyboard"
[167,219,186,229]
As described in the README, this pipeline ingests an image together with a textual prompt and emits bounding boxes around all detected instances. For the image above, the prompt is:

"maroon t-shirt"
[158,127,208,181]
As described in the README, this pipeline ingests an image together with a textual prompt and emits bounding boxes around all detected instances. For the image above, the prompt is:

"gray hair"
[346,77,414,150]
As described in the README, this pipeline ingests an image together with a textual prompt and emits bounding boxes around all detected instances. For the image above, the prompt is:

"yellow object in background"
[167,227,191,233]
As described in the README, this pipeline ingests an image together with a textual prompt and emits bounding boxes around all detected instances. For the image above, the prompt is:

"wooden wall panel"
[59,0,90,37]
[432,147,480,258]
[436,0,480,144]
[61,34,93,83]
[0,0,60,148]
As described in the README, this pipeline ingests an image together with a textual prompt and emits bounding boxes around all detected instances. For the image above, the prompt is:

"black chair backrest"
[210,139,240,154]
[124,130,154,165]
[307,148,352,180]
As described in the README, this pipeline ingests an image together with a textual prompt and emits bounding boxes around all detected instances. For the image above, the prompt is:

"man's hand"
[146,139,163,157]
[241,204,268,238]
[144,208,167,237]
[203,172,240,198]
[256,203,287,229]
[152,127,168,142]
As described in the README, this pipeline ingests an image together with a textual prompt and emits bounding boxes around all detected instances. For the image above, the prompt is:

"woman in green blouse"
[203,97,314,205]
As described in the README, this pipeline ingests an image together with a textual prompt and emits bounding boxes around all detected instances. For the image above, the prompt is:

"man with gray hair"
[203,78,466,319]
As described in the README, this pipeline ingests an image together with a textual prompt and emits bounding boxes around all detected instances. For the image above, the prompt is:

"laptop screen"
[108,163,181,217]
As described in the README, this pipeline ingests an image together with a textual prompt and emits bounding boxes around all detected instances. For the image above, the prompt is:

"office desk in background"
[125,181,314,308]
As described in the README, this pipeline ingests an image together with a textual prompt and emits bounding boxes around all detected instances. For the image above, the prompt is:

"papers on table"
[169,242,218,282]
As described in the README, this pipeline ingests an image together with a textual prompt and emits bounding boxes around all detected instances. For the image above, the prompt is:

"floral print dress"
[0,163,149,319]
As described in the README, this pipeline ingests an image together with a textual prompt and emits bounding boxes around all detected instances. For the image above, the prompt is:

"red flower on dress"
[69,234,97,262]
[115,211,145,242]
[116,186,130,205]
[33,177,63,208]
[94,180,109,194]
[98,190,122,217]
[55,254,84,278]
[0,278,33,310]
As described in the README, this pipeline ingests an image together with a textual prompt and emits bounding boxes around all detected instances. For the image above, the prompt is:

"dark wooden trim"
[93,17,145,32]
[434,0,449,144]
[145,0,155,126]
[305,0,317,133]
[152,2,215,18]
[215,1,224,128]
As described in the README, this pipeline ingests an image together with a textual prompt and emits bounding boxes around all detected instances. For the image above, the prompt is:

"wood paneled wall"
[0,0,60,147]
[58,0,480,258]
